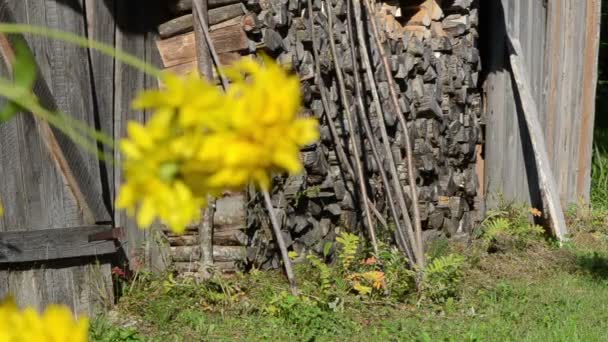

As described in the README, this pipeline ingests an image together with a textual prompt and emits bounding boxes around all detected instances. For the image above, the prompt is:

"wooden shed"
[0,0,601,312]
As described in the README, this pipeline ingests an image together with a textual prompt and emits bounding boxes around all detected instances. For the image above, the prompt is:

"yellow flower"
[193,57,319,190]
[0,297,88,342]
[118,57,319,234]
[0,196,3,217]
[116,122,206,233]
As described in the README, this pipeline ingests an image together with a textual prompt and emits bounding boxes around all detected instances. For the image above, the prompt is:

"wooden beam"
[506,35,568,242]
[0,225,117,263]
[169,0,243,13]
[156,25,249,68]
[159,4,246,39]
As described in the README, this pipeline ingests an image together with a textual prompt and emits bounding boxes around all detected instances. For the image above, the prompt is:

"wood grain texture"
[156,25,249,68]
[0,226,117,263]
[0,0,113,314]
[170,0,244,13]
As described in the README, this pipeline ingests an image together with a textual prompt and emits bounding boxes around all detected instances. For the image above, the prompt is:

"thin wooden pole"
[351,0,419,265]
[263,190,298,295]
[344,0,413,262]
[304,0,387,230]
[362,0,424,267]
[324,1,379,255]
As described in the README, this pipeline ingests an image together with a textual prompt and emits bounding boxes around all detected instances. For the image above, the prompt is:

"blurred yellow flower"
[0,197,3,217]
[0,298,88,342]
[117,57,319,234]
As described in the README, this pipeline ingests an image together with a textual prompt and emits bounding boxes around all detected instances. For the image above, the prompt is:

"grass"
[90,207,608,342]
[591,130,608,211]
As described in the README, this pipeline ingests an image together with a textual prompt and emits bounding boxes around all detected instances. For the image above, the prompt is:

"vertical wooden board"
[43,268,76,310]
[114,0,149,263]
[85,0,116,209]
[564,1,585,203]
[576,0,601,199]
[41,0,110,223]
[484,0,509,206]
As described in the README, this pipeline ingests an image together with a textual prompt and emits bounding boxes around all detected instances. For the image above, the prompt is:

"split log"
[170,0,244,13]
[214,194,247,230]
[168,234,199,246]
[156,24,249,68]
[214,229,249,246]
[174,261,238,273]
[170,245,247,262]
[159,4,246,38]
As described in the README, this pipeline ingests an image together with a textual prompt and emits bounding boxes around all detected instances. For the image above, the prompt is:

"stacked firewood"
[154,0,482,272]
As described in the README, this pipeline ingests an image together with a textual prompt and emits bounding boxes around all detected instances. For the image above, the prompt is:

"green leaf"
[11,37,37,90]
[0,101,19,123]
[0,38,36,124]
[323,242,332,258]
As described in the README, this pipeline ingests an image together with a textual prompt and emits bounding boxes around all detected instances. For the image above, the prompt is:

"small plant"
[263,291,352,340]
[478,201,545,251]
[89,317,143,342]
[335,232,359,271]
[377,245,416,301]
[421,254,465,303]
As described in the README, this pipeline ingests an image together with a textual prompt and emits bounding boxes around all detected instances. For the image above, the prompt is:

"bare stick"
[344,0,413,262]
[263,190,298,295]
[351,0,419,265]
[363,0,424,267]
[324,0,378,254]
[305,0,386,230]
[193,0,229,90]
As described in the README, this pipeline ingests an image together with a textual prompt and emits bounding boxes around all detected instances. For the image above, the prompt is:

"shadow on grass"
[576,252,608,280]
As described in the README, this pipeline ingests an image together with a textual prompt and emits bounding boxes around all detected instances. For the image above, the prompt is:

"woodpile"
[154,0,482,273]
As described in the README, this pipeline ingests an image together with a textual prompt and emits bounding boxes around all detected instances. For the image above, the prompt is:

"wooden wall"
[483,0,601,208]
[0,0,162,313]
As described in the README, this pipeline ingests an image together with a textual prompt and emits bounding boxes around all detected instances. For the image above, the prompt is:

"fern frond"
[336,232,359,271]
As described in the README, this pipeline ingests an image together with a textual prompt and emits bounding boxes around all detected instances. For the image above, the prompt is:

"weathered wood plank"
[84,0,116,209]
[159,4,246,38]
[0,225,117,263]
[576,0,601,199]
[170,0,244,13]
[507,36,568,242]
[170,245,246,262]
[156,25,249,68]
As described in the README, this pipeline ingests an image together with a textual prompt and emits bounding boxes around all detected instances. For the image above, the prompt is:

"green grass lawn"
[91,207,608,342]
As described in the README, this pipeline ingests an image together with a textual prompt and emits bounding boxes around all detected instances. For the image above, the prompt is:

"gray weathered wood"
[160,4,246,38]
[170,0,244,12]
[0,226,117,263]
[507,36,567,242]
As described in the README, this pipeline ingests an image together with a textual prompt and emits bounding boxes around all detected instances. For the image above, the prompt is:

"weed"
[478,200,545,252]
[421,254,465,304]
[591,138,608,211]
[89,316,143,342]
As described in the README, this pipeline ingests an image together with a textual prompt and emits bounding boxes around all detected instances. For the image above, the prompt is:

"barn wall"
[0,0,163,313]
[483,0,601,208]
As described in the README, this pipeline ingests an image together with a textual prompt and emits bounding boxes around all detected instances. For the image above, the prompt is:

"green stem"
[0,78,113,162]
[0,23,162,78]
